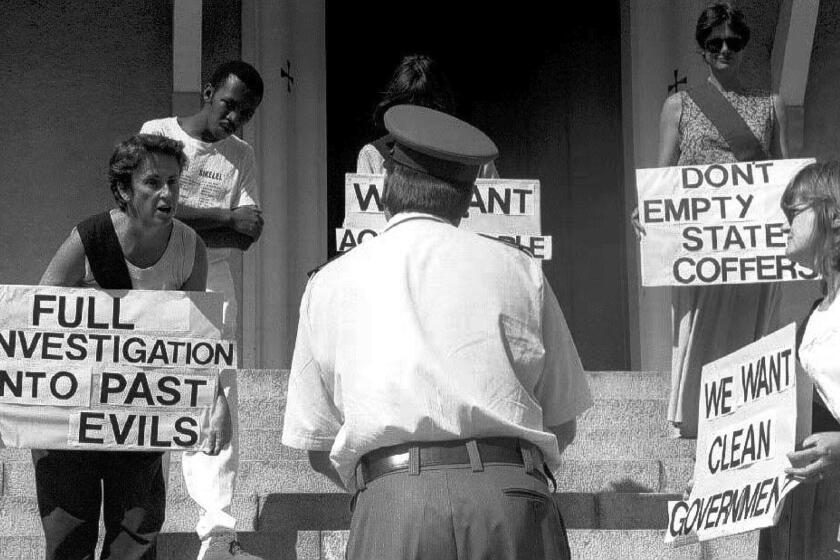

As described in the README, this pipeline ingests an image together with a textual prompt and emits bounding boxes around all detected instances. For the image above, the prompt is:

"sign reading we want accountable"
[665,323,812,545]
[0,285,233,452]
[337,174,553,260]
[637,159,817,286]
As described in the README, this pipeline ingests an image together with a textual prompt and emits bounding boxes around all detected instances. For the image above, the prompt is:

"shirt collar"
[383,212,453,232]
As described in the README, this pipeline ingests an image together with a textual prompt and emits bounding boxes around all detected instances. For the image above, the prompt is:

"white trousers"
[182,262,239,541]
[181,369,239,540]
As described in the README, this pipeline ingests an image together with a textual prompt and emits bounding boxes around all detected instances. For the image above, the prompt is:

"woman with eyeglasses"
[638,3,789,438]
[757,162,840,559]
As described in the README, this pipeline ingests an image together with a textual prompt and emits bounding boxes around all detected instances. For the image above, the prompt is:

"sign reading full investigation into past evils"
[665,323,810,545]
[637,159,817,286]
[0,285,233,452]
[338,174,553,260]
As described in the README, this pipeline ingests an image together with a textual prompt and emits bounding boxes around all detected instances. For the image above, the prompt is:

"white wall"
[241,0,328,368]
[0,2,172,286]
[625,0,710,371]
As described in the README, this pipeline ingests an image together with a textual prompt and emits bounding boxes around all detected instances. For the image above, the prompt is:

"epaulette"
[478,233,536,258]
[307,248,352,278]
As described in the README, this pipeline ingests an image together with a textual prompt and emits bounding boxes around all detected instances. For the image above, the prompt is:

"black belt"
[357,437,555,488]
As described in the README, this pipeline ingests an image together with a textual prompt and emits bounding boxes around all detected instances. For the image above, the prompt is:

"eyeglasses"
[704,37,747,54]
[783,204,810,223]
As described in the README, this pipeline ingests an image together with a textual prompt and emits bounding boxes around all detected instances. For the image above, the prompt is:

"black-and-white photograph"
[1,1,838,558]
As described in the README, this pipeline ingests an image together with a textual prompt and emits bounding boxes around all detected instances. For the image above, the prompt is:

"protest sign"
[0,285,230,452]
[335,228,553,260]
[340,174,552,259]
[664,323,812,545]
[637,159,817,286]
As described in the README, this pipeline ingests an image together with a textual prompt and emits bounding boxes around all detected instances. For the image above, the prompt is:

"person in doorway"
[140,60,264,560]
[284,104,591,559]
[34,134,231,560]
[634,3,789,438]
[357,54,498,178]
[758,161,840,559]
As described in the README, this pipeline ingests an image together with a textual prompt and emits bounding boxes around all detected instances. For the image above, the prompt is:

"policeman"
[282,105,592,560]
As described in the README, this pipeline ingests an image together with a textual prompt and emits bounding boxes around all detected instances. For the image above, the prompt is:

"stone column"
[241,0,328,368]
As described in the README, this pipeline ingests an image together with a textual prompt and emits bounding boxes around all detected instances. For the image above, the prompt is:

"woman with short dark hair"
[642,3,789,438]
[357,54,498,178]
[34,134,230,560]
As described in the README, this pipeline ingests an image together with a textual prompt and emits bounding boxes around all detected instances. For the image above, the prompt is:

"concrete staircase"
[0,370,758,559]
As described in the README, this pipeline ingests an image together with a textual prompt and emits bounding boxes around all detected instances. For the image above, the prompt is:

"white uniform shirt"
[282,212,592,487]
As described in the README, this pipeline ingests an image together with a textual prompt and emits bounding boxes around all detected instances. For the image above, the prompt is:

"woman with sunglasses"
[758,162,840,558]
[648,3,789,438]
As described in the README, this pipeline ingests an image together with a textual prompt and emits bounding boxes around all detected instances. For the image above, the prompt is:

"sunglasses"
[704,37,747,54]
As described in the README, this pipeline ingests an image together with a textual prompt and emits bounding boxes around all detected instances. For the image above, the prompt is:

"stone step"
[2,455,694,498]
[586,370,670,401]
[0,490,687,537]
[0,494,259,537]
[233,395,673,435]
[236,368,287,401]
[1,458,330,498]
[556,458,693,494]
[563,430,696,460]
[570,529,759,560]
[576,398,671,435]
[290,528,759,560]
[233,370,675,434]
[160,494,259,533]
[1,423,691,475]
[0,536,45,560]
[0,529,761,560]
[235,369,673,403]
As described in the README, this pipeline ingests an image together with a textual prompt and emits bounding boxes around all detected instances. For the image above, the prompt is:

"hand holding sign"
[631,206,645,240]
[636,159,817,286]
[665,323,811,545]
[785,432,840,484]
[205,387,232,455]
[0,285,233,451]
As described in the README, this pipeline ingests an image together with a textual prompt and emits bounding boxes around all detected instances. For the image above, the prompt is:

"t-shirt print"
[180,161,234,208]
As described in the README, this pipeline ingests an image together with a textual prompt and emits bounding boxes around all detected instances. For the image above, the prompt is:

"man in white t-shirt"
[141,60,264,560]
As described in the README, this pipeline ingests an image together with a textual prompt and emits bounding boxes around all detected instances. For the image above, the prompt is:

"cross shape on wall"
[281,60,295,93]
[668,69,687,94]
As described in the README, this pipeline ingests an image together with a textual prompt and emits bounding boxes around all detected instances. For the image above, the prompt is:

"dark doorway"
[326,2,629,370]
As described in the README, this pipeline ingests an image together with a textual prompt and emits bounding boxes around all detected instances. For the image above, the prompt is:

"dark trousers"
[346,462,571,560]
[33,449,166,560]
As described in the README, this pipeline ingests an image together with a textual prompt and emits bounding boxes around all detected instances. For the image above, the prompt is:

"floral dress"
[667,87,780,436]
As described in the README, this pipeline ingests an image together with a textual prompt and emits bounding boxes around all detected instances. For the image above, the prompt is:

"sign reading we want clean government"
[665,323,812,545]
[637,159,817,286]
[337,174,553,260]
[0,285,233,452]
